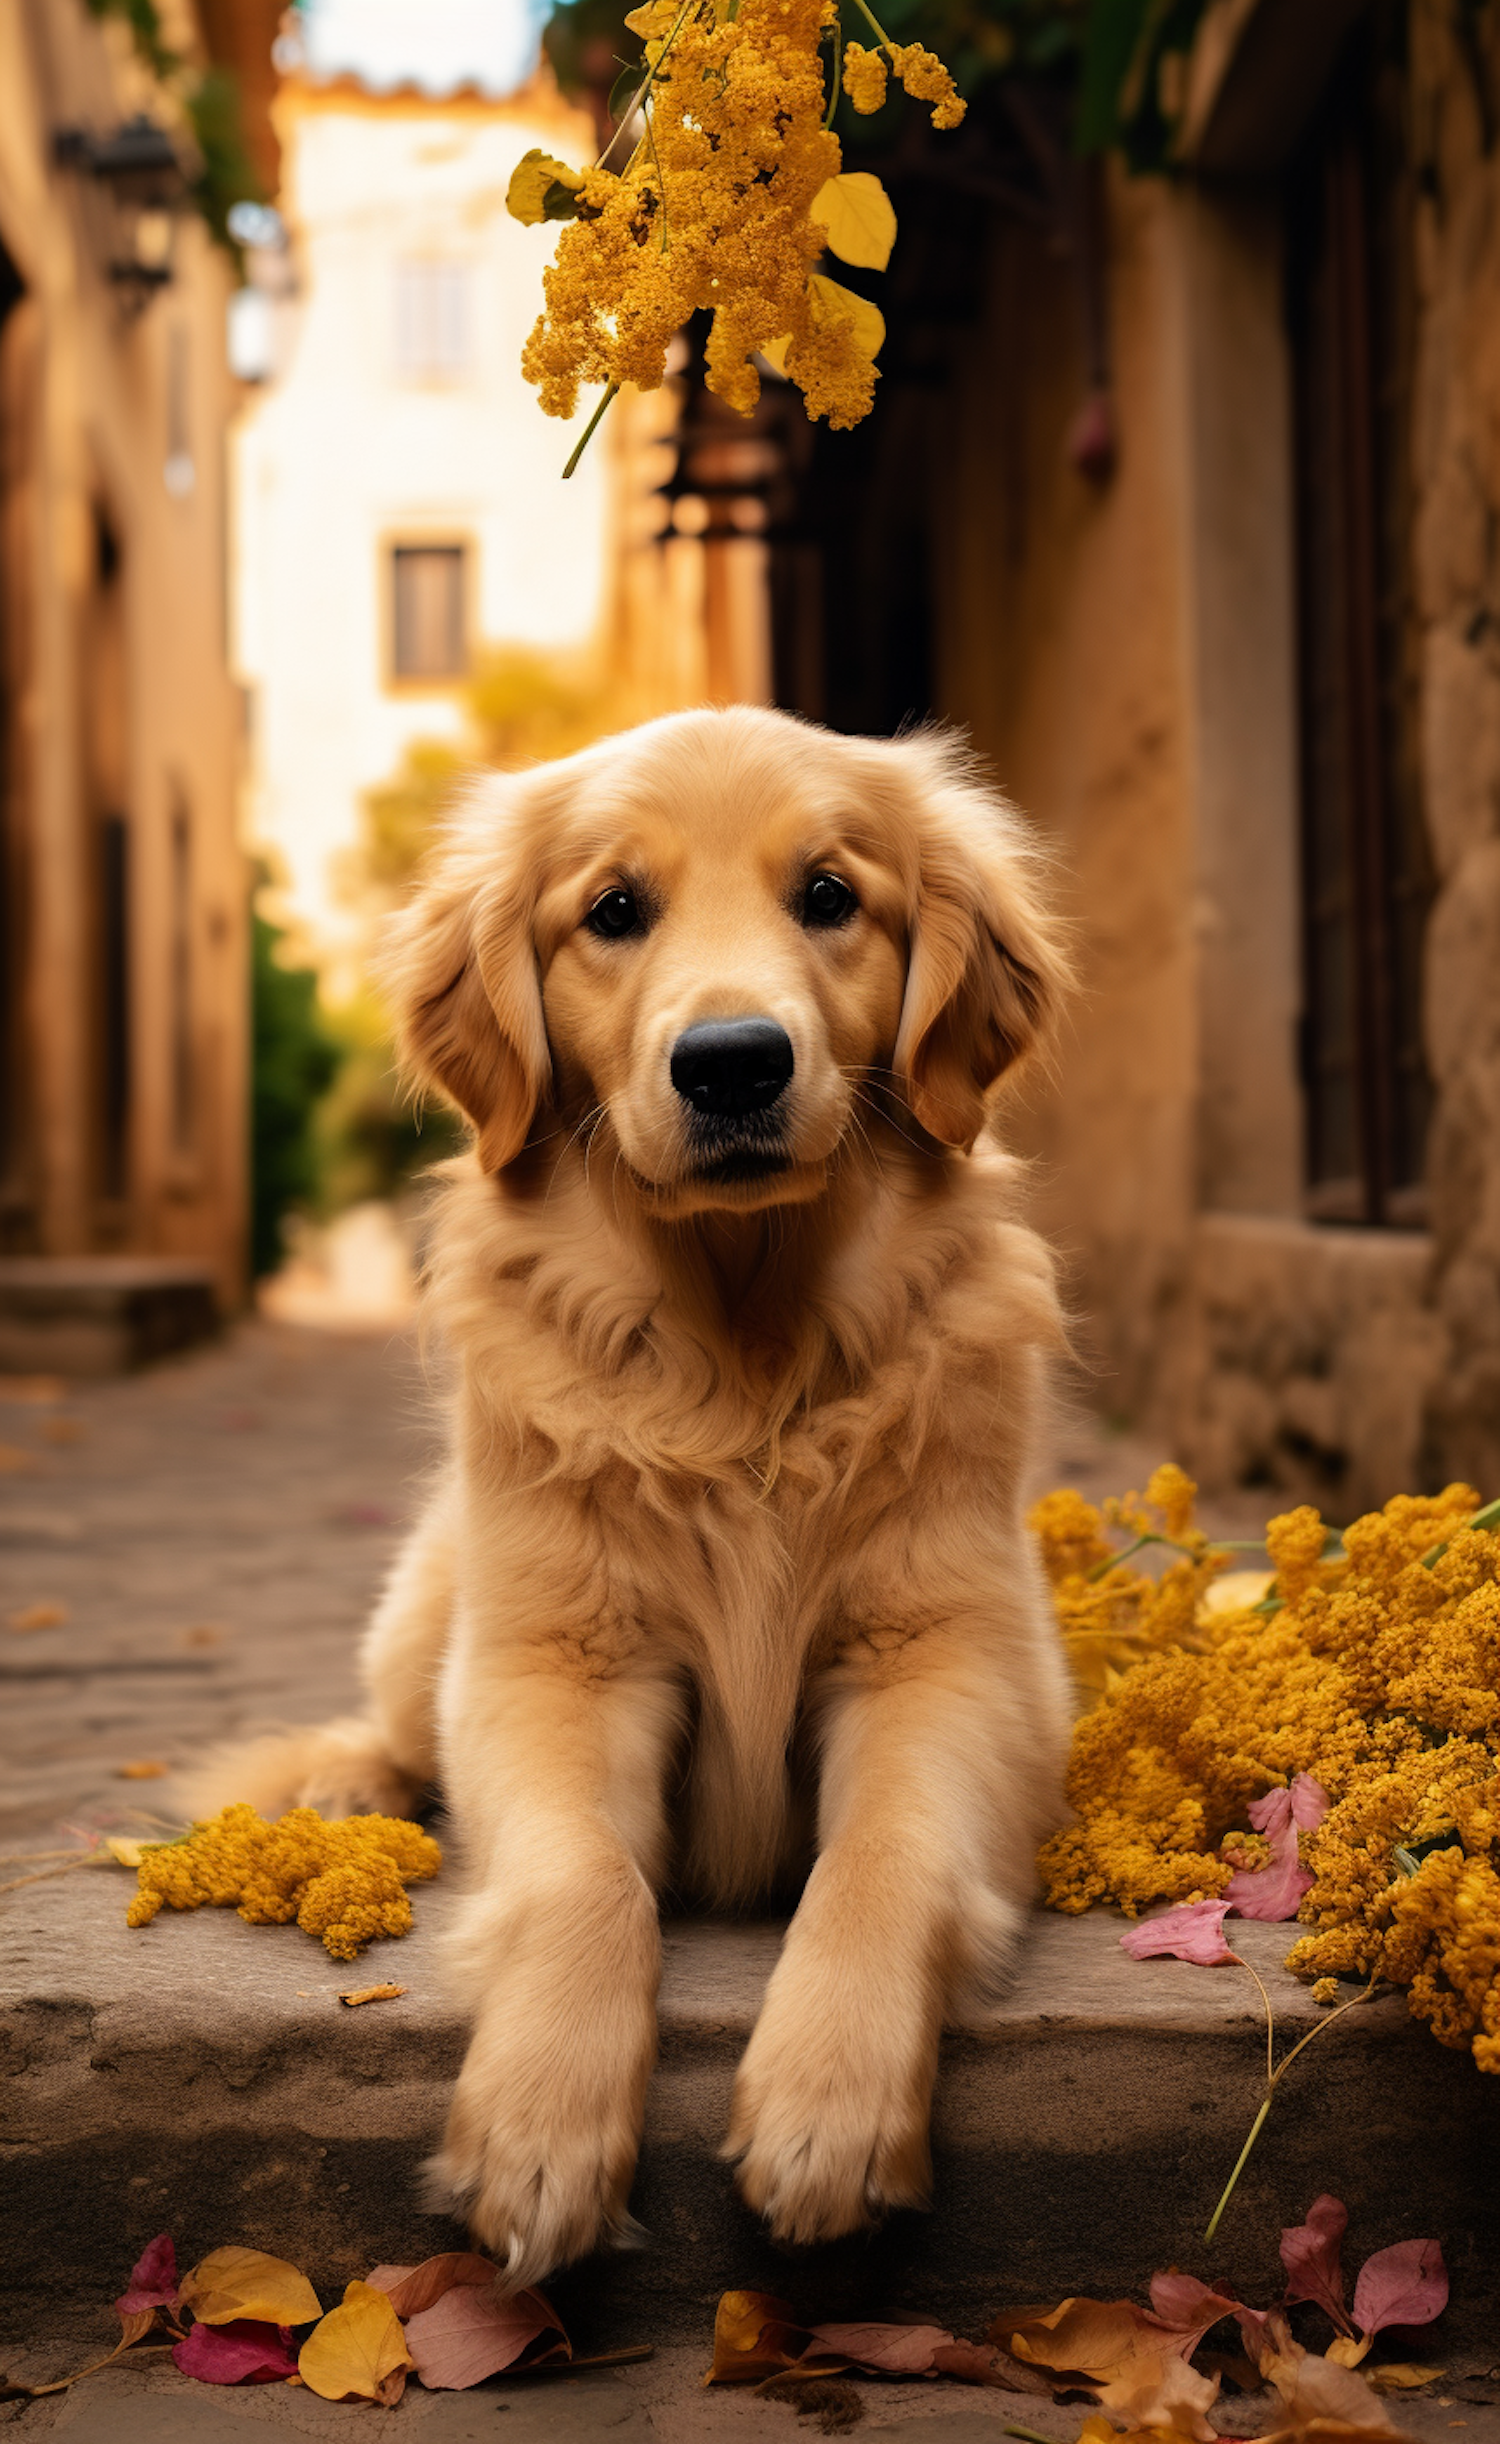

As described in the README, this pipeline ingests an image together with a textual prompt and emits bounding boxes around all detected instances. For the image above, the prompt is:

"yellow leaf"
[1198,1569,1275,1620]
[810,171,897,270]
[1327,2335,1374,2369]
[506,148,585,226]
[179,2246,322,2328]
[810,274,885,361]
[299,2280,415,2404]
[1368,2365,1445,2392]
[759,335,791,377]
[105,1837,146,1868]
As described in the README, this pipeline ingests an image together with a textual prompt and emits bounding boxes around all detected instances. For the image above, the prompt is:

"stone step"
[3,1866,1495,2361]
[0,1257,220,1376]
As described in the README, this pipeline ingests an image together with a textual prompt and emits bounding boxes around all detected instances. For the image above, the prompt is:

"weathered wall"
[936,12,1500,1513]
[935,172,1201,1423]
[1409,3,1500,1494]
[0,0,248,1301]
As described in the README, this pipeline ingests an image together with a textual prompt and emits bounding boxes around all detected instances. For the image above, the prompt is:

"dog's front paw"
[428,2013,647,2289]
[725,2005,934,2246]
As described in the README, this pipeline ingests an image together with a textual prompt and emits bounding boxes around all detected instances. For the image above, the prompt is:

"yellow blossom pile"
[510,0,964,437]
[126,1804,442,1963]
[1032,1475,1500,2073]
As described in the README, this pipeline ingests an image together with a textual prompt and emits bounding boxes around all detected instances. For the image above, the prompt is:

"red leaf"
[402,2284,569,2390]
[1120,1901,1237,1965]
[172,2319,298,2385]
[114,2233,179,2316]
[1281,2196,1353,2333]
[1352,2241,1448,2339]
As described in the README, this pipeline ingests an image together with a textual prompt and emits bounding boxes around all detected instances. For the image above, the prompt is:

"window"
[1288,11,1432,1226]
[394,259,472,385]
[391,545,467,681]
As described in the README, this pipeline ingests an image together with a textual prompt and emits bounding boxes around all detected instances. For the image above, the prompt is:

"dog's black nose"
[670,1018,794,1119]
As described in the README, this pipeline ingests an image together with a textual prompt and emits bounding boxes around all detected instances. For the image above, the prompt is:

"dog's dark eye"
[802,872,857,929]
[585,887,642,940]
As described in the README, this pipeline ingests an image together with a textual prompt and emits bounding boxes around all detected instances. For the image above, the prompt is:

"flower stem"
[847,0,895,50]
[824,14,842,127]
[1420,1493,1500,1570]
[597,0,697,173]
[1204,2091,1271,2243]
[563,383,620,479]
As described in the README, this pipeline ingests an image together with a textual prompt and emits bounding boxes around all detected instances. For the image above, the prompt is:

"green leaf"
[506,149,586,226]
[810,171,897,270]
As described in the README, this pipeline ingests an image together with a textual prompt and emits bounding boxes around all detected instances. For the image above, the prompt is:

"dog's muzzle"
[671,1017,794,1178]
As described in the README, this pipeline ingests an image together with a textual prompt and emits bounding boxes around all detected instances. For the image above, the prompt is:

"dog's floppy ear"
[380,782,551,1173]
[891,743,1068,1151]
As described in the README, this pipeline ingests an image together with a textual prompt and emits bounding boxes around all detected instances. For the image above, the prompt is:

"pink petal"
[403,2284,567,2389]
[1281,2195,1352,2330]
[114,2232,179,2315]
[1352,2239,1448,2338]
[1148,2272,1241,2355]
[172,2318,298,2385]
[1248,1787,1293,1838]
[1120,1901,1238,1965]
[1224,1813,1312,1920]
[1290,1773,1330,1830]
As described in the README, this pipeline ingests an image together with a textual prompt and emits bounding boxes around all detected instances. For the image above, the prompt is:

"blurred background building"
[2,0,1497,1513]
[0,0,280,1338]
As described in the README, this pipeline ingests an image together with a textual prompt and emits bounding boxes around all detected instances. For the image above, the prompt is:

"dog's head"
[384,707,1066,1215]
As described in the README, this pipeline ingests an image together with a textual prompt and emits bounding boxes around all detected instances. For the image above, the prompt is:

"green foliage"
[313,992,463,1215]
[251,905,338,1277]
[542,0,1215,167]
[82,0,263,252]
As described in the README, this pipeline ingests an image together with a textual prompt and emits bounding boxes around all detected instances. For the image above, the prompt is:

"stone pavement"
[4,1318,1498,2439]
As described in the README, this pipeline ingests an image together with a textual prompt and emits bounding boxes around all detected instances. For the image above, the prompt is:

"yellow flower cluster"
[1029,1464,1220,1707]
[126,1804,442,1963]
[525,0,872,427]
[840,37,965,126]
[1033,1476,1500,2072]
[517,0,964,436]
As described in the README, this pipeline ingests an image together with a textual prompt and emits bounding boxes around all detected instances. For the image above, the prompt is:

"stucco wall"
[0,0,248,1301]
[937,13,1499,1513]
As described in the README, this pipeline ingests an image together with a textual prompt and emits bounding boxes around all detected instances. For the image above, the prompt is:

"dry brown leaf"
[298,2280,413,2403]
[990,2296,1221,2440]
[339,1983,405,2007]
[115,1761,169,1781]
[7,1602,67,1633]
[366,2253,498,2319]
[402,2284,569,2389]
[0,1444,36,1473]
[707,2293,835,2385]
[0,1374,64,1401]
[40,1416,83,1445]
[179,2246,321,2329]
[12,2309,157,2399]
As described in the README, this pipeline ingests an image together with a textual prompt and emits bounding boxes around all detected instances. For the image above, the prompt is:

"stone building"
[232,60,760,983]
[712,0,1499,1512]
[0,0,278,1339]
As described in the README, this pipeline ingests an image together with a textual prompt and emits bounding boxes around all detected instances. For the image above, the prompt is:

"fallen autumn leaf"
[298,2280,414,2404]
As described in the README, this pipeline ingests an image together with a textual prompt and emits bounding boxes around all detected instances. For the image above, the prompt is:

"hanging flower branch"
[505,0,966,471]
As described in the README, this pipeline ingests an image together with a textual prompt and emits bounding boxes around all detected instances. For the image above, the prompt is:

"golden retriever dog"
[204,704,1074,2289]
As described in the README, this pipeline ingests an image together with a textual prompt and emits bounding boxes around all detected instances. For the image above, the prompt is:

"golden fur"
[195,705,1074,2285]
